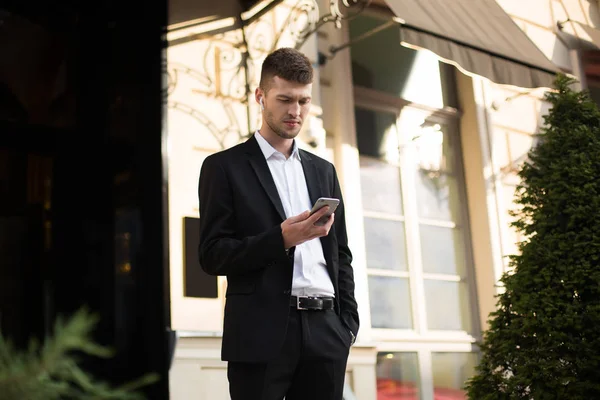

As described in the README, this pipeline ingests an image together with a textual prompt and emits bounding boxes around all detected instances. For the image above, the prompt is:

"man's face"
[260,76,312,140]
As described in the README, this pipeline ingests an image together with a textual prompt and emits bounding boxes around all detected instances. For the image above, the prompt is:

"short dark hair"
[259,48,313,91]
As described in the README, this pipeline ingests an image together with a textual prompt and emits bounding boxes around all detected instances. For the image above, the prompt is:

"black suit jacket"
[197,134,359,362]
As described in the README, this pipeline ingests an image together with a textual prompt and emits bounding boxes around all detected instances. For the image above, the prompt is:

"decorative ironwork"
[295,0,373,49]
[285,0,320,44]
[164,0,371,149]
[168,101,243,150]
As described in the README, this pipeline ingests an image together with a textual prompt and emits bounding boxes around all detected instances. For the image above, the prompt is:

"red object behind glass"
[377,378,466,400]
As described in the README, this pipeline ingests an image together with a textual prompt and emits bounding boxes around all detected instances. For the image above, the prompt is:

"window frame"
[356,90,479,331]
[354,85,480,399]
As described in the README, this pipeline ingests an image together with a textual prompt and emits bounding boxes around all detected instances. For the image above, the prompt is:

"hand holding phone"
[309,197,340,226]
[280,197,339,249]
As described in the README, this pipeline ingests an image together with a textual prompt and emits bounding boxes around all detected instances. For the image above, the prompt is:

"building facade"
[165,0,600,399]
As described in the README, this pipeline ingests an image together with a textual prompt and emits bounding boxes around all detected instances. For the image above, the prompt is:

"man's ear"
[254,88,263,107]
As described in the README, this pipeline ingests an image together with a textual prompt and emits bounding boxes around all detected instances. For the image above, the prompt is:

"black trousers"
[227,308,352,400]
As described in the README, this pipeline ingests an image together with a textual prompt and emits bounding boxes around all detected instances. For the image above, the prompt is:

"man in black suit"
[197,47,359,400]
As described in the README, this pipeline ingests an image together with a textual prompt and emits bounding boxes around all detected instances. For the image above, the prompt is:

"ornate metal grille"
[165,0,371,149]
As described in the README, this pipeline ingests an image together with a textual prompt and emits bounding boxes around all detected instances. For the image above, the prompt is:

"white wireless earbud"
[260,98,264,110]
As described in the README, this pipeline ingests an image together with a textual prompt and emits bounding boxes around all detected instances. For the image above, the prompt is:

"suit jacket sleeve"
[332,165,360,336]
[197,154,287,276]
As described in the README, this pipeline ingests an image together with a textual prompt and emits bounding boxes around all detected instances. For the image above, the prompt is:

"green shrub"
[465,74,600,399]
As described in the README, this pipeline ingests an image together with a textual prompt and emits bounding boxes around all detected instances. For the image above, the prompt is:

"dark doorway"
[0,2,170,398]
[0,144,49,348]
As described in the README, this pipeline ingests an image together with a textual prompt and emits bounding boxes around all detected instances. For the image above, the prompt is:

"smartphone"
[310,197,340,226]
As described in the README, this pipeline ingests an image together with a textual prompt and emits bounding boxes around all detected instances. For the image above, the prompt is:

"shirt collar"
[255,130,300,161]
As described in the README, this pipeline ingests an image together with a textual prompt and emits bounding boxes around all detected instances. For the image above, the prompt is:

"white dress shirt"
[255,131,335,297]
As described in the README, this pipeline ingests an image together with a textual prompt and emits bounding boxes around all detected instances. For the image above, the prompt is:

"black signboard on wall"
[183,216,218,298]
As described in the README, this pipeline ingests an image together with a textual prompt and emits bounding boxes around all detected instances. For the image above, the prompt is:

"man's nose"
[288,102,300,117]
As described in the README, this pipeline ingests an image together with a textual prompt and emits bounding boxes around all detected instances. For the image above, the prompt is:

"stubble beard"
[265,111,301,140]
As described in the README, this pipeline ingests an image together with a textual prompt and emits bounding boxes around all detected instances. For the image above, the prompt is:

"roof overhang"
[384,0,560,89]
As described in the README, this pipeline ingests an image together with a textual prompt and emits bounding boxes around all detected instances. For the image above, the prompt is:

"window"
[376,352,420,400]
[355,106,475,337]
[431,352,478,398]
[350,11,478,400]
[349,14,458,109]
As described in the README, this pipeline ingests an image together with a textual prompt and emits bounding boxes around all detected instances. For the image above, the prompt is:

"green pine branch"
[0,307,159,400]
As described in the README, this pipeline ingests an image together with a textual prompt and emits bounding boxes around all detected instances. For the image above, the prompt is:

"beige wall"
[497,0,600,71]
[456,73,505,330]
[316,0,374,344]
[170,337,376,400]
[480,82,548,274]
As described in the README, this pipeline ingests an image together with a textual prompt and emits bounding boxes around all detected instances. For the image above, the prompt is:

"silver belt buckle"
[296,296,308,310]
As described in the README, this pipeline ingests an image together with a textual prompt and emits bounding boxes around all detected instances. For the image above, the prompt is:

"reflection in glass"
[115,232,132,275]
[350,15,458,108]
[355,108,400,161]
[364,218,408,271]
[350,15,417,97]
[413,122,455,173]
[420,225,466,276]
[412,123,462,221]
[376,352,420,400]
[369,276,413,329]
[415,172,462,221]
[432,352,478,399]
[360,157,403,215]
[424,280,472,332]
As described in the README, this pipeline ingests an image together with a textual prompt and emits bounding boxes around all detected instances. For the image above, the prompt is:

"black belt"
[290,296,335,311]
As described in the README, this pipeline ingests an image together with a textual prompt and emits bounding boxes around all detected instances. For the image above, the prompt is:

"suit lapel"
[299,150,323,207]
[300,150,335,280]
[246,136,287,221]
